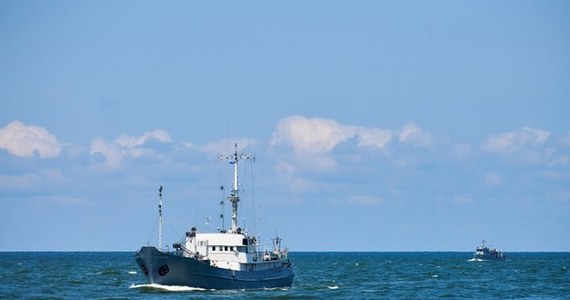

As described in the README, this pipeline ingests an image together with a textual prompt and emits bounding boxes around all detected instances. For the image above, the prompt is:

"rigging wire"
[250,154,257,238]
[144,216,160,246]
[142,189,183,249]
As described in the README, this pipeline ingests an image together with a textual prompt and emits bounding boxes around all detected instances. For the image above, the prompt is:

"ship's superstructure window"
[212,246,216,251]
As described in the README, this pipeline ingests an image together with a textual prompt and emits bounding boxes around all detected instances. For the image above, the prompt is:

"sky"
[1,0,569,252]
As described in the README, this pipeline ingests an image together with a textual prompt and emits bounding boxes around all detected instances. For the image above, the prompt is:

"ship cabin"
[172,227,288,272]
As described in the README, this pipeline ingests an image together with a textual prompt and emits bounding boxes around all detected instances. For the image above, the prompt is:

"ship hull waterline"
[134,246,295,290]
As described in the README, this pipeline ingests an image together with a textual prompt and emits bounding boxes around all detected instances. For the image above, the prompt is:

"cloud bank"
[271,116,356,154]
[0,121,62,158]
[90,129,172,168]
[482,127,550,154]
[270,115,431,154]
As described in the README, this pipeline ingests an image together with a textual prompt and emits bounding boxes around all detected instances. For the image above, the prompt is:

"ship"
[134,143,295,289]
[472,238,505,261]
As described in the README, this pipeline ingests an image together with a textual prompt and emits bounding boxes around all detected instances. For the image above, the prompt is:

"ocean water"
[0,251,568,299]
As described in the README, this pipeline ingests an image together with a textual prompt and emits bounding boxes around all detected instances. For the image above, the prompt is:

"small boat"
[134,143,295,289]
[472,238,505,261]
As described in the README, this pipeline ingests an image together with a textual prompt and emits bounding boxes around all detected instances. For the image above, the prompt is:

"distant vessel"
[134,143,295,289]
[472,239,505,261]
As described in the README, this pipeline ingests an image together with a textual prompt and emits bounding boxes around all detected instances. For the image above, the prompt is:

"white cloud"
[0,121,62,158]
[90,129,172,168]
[90,137,123,167]
[271,115,354,154]
[356,127,392,149]
[482,127,550,154]
[271,115,428,155]
[114,129,172,148]
[397,123,432,147]
[270,116,434,172]
[270,116,384,171]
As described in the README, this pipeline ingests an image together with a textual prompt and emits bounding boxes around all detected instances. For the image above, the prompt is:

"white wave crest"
[129,283,206,292]
[263,287,290,291]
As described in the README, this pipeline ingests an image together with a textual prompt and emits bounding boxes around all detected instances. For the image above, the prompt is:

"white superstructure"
[171,143,289,272]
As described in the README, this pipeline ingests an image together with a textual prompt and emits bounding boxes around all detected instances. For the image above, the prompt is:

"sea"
[1,251,568,299]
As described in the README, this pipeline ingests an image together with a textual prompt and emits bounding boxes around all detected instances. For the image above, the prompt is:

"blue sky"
[1,1,569,251]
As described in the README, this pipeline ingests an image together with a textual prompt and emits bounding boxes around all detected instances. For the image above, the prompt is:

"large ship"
[134,144,295,289]
[472,238,505,261]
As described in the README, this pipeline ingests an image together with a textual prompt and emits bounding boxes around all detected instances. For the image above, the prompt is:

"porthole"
[140,265,148,276]
[158,264,169,276]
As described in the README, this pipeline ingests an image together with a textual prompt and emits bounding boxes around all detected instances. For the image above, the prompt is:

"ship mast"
[158,185,163,250]
[219,143,254,233]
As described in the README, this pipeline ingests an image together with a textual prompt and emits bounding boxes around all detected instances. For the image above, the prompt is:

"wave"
[129,283,207,292]
[468,258,483,262]
[97,269,120,275]
[263,287,290,291]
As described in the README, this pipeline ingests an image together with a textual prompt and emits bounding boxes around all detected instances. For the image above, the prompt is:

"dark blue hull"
[134,246,295,289]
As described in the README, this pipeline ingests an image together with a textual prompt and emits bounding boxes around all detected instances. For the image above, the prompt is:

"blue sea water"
[0,251,568,299]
